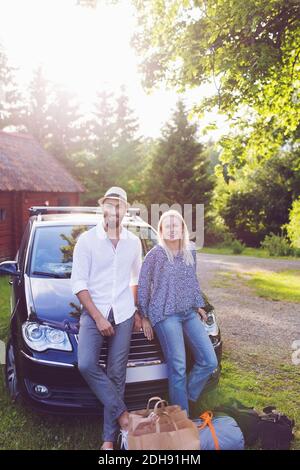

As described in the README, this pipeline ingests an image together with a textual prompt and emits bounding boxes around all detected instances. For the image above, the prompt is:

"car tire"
[5,338,20,402]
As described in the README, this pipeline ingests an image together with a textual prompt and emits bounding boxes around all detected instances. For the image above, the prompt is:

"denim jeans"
[154,308,218,415]
[77,308,134,442]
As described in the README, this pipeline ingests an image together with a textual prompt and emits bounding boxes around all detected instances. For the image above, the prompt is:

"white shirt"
[71,220,142,324]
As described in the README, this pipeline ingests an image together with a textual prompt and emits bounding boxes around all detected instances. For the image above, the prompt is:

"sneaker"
[119,428,129,450]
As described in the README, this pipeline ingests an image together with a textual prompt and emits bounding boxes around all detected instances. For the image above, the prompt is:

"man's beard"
[105,216,120,231]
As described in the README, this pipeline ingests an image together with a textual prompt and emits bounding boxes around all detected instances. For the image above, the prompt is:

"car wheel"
[5,339,20,402]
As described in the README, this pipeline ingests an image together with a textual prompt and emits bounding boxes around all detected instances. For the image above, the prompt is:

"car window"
[126,225,157,256]
[29,223,157,277]
[30,225,91,277]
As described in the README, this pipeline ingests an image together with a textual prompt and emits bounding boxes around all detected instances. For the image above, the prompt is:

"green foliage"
[231,239,246,254]
[60,226,89,263]
[260,233,294,257]
[145,100,214,230]
[213,149,300,246]
[132,0,300,160]
[285,197,300,249]
[76,88,143,204]
[0,45,25,129]
[246,269,300,302]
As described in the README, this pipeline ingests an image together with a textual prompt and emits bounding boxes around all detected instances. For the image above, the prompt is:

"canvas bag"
[128,397,188,433]
[127,397,200,450]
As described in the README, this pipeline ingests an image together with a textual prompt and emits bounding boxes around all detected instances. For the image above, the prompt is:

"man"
[71,186,144,450]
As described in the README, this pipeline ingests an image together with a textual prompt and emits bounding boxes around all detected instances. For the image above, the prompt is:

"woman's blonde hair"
[157,209,194,266]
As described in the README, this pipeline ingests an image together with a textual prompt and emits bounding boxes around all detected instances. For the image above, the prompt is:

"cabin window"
[57,197,70,206]
[0,208,7,221]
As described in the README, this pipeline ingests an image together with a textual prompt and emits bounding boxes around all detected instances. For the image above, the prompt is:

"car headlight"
[22,322,72,352]
[205,310,219,336]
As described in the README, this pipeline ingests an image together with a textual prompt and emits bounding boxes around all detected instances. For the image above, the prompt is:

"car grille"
[75,331,164,367]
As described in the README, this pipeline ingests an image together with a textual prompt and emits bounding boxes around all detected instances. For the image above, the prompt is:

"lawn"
[211,269,300,303]
[246,270,300,303]
[199,246,299,260]
[0,276,299,450]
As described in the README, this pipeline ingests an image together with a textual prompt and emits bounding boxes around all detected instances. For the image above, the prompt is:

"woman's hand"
[133,311,143,332]
[142,317,154,341]
[197,307,207,322]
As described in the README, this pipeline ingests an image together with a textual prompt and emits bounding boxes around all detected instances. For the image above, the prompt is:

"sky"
[0,0,228,139]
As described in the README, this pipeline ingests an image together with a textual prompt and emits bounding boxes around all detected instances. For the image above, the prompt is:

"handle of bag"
[146,397,166,412]
[155,411,178,433]
[197,411,220,451]
[153,400,169,414]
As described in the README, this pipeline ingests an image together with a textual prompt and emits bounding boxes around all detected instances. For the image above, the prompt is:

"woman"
[137,210,218,418]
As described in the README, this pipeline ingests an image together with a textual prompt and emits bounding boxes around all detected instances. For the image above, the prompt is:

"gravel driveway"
[196,253,300,368]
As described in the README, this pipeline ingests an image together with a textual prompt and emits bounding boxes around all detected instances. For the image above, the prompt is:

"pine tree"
[23,66,50,144]
[46,84,83,168]
[146,100,214,228]
[0,45,25,129]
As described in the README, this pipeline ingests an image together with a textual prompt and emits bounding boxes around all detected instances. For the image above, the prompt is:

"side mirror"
[0,260,20,277]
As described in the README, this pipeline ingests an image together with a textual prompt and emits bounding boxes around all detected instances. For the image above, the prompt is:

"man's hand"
[142,317,154,341]
[197,307,207,322]
[133,311,143,332]
[95,316,115,336]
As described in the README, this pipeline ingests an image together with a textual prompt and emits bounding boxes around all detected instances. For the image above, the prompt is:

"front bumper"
[17,338,222,415]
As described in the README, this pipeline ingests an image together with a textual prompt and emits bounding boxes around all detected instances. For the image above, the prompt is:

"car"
[0,206,222,415]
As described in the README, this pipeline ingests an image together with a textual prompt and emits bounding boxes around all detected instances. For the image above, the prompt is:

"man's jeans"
[78,308,134,442]
[154,308,218,415]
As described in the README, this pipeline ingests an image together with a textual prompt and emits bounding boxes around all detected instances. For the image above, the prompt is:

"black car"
[1,206,222,415]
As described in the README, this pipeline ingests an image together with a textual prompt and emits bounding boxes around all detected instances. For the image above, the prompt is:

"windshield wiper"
[31,271,70,279]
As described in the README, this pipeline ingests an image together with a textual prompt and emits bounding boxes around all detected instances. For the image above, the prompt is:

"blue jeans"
[77,308,134,442]
[154,308,218,415]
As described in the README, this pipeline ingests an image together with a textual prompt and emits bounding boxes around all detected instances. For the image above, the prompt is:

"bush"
[204,221,234,247]
[231,239,246,254]
[261,233,294,257]
[286,198,300,250]
[220,232,235,248]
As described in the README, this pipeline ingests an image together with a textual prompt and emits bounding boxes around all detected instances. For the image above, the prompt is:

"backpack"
[213,401,295,449]
[259,406,295,450]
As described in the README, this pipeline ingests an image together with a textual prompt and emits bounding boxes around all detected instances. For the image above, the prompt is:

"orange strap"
[197,411,220,450]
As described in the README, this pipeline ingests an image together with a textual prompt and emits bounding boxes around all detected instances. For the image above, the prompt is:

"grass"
[211,269,300,303]
[198,246,300,260]
[199,355,300,450]
[245,270,300,303]
[0,276,299,449]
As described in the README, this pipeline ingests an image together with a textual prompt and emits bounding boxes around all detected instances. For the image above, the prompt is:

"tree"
[46,85,83,168]
[131,0,300,170]
[215,148,300,245]
[76,87,144,204]
[110,87,143,201]
[23,66,51,145]
[0,45,25,129]
[145,100,214,232]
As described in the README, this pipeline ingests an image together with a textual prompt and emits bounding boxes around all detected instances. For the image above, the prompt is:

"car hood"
[29,277,81,333]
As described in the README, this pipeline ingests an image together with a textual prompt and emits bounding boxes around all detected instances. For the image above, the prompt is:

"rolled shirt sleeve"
[130,238,143,286]
[71,234,91,295]
[137,250,154,317]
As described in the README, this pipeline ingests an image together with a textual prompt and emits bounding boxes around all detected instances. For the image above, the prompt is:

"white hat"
[98,186,128,206]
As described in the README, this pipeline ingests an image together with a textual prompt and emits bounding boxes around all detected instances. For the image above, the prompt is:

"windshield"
[29,223,157,278]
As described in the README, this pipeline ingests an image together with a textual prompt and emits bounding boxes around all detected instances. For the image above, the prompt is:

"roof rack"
[29,206,140,217]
